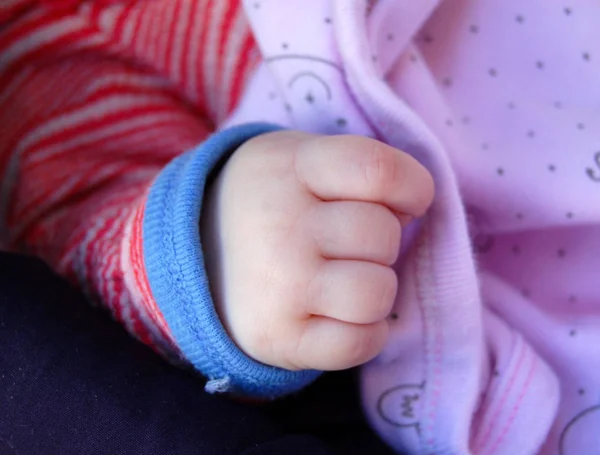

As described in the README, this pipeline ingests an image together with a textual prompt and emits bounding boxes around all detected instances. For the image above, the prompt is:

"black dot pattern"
[250,5,599,416]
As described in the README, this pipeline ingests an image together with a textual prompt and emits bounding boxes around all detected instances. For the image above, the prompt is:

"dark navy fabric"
[0,253,394,455]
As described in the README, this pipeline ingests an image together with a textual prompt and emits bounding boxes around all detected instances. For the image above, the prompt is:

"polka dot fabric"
[225,1,600,454]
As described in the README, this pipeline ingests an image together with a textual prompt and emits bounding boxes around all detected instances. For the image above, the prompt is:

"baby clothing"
[1,1,599,454]
[0,0,316,397]
[225,0,600,454]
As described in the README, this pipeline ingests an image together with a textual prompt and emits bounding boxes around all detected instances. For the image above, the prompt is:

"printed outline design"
[376,381,426,436]
[265,54,343,72]
[558,404,600,455]
[288,71,332,100]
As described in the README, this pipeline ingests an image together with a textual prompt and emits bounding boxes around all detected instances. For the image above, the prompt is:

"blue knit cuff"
[142,123,321,398]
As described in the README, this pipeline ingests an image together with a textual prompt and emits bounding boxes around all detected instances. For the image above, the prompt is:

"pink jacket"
[226,1,600,454]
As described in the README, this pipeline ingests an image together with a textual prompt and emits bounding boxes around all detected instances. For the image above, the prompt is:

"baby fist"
[201,131,434,372]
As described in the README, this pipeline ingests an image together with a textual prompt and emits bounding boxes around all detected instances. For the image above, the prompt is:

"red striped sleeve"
[0,0,259,358]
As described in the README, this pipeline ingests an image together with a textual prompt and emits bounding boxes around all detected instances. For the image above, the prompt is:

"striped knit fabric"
[0,0,259,359]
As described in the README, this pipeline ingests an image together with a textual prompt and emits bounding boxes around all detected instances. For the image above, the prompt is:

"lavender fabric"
[223,1,600,454]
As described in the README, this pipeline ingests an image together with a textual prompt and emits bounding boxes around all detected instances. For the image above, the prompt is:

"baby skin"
[202,131,434,372]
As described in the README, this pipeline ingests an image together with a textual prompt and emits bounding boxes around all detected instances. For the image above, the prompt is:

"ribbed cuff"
[142,123,321,398]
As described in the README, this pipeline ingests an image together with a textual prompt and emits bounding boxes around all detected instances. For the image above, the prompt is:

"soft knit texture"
[222,1,600,454]
[143,122,320,397]
[1,1,599,453]
[0,0,319,397]
[0,0,276,392]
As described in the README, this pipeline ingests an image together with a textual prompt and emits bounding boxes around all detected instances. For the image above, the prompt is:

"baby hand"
[201,131,434,372]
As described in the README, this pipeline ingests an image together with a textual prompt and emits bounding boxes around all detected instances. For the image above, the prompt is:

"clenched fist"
[201,131,434,372]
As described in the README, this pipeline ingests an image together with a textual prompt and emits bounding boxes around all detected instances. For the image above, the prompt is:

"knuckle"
[362,143,401,196]
[342,325,386,367]
[341,331,373,366]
